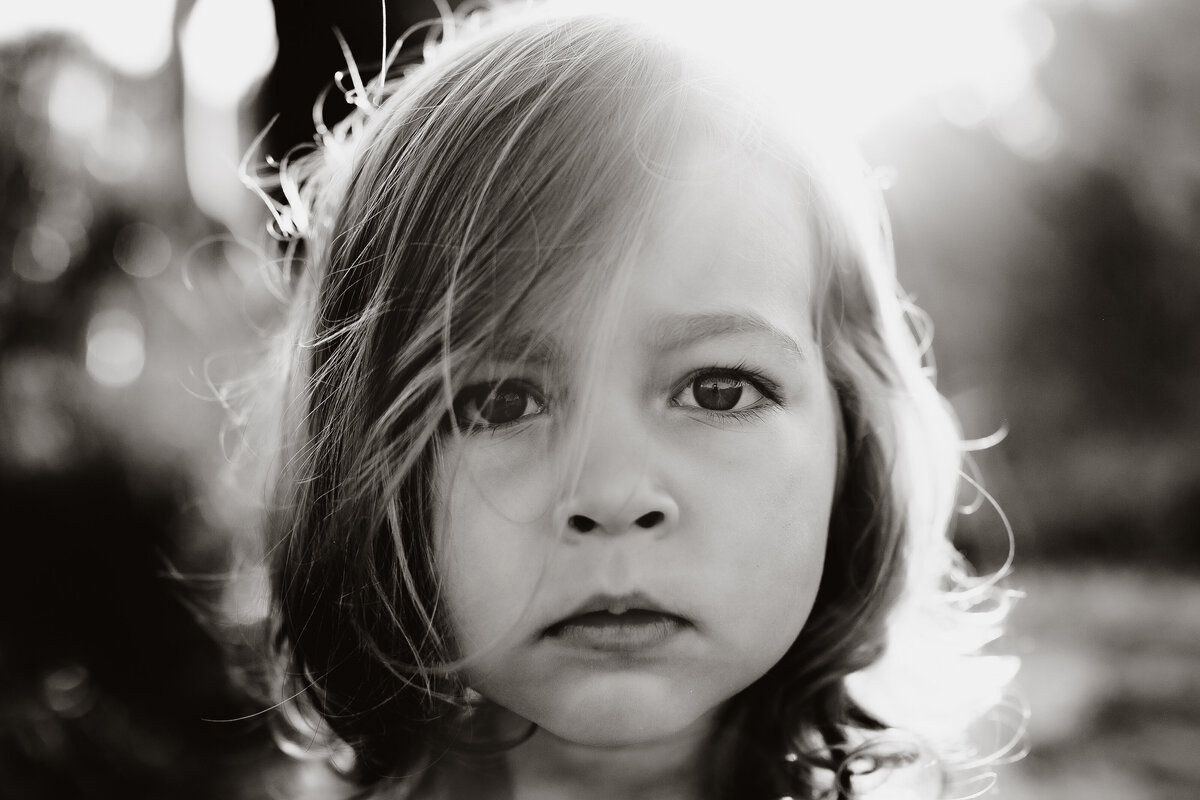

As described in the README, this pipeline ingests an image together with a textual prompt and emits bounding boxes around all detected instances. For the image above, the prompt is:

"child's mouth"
[544,609,688,652]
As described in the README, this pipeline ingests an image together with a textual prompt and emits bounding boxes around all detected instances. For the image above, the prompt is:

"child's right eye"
[452,380,546,430]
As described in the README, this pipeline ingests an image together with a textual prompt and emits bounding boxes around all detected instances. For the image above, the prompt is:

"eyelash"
[451,363,783,434]
[670,363,783,421]
[451,378,547,434]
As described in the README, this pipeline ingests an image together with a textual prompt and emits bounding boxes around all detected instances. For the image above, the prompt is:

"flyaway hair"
[236,3,1023,798]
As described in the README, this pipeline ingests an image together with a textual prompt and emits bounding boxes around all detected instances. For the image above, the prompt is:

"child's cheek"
[671,387,838,643]
[434,428,559,656]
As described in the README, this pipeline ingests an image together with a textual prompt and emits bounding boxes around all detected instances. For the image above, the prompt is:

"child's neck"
[441,715,713,800]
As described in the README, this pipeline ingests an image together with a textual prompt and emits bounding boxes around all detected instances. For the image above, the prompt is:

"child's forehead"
[492,144,820,360]
[644,140,812,265]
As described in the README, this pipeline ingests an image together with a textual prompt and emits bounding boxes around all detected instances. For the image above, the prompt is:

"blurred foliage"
[865,0,1200,571]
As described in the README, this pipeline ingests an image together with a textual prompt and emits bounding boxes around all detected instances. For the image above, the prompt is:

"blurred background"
[0,0,1196,798]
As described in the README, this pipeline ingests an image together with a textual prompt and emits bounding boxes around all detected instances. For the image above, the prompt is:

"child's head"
[256,4,1015,796]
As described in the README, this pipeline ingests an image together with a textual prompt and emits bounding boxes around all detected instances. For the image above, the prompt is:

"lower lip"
[546,611,687,652]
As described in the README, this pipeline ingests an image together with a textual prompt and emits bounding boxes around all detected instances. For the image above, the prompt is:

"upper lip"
[544,591,688,633]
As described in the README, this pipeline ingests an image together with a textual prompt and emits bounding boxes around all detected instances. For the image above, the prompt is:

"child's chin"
[541,715,700,749]
[531,682,715,748]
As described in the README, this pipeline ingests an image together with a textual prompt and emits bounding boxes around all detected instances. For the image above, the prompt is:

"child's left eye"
[671,369,771,413]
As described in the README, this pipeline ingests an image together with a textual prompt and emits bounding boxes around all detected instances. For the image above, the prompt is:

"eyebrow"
[484,311,807,367]
[484,331,560,365]
[649,311,807,363]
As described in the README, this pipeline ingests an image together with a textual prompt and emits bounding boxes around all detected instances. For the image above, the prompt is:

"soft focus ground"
[1002,567,1200,800]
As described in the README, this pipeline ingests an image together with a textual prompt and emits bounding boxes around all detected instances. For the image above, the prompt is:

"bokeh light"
[13,225,73,283]
[45,60,111,138]
[113,222,173,279]
[85,308,146,388]
[84,107,152,184]
[42,663,94,719]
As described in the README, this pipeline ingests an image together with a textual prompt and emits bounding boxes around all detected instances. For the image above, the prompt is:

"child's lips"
[543,592,692,652]
[545,609,689,651]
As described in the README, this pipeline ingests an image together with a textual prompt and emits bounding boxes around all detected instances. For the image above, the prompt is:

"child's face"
[435,146,840,750]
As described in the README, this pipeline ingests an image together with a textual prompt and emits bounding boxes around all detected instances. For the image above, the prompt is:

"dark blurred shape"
[0,453,272,800]
[261,0,453,155]
[0,29,275,800]
[1004,164,1200,564]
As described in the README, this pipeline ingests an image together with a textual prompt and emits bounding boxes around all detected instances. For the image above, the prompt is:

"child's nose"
[557,416,679,537]
[565,505,670,535]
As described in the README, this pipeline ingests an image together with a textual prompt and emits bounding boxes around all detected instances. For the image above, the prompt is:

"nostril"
[635,511,665,529]
[568,514,597,533]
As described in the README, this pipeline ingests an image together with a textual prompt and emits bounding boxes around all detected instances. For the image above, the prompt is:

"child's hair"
[241,3,1022,798]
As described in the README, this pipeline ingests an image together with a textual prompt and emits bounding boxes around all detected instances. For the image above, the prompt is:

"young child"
[244,3,1020,798]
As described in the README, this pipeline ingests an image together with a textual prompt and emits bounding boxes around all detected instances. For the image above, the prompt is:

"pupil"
[479,385,526,424]
[693,376,742,411]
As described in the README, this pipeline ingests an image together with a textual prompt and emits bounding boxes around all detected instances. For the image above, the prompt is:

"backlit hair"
[244,3,1022,798]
